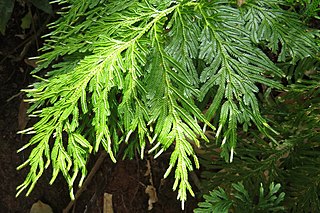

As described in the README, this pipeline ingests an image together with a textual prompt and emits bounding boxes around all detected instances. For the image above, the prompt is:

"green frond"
[145,19,212,205]
[196,2,283,160]
[241,0,318,63]
[16,0,319,209]
[165,5,202,87]
[199,69,320,212]
[195,182,285,213]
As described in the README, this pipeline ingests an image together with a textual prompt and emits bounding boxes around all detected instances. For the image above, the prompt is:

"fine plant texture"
[196,69,320,212]
[16,0,319,209]
[194,182,285,213]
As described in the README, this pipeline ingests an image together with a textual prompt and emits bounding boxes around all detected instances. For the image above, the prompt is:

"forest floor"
[0,3,198,213]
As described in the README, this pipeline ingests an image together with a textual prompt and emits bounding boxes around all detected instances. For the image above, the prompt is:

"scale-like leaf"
[17,0,318,209]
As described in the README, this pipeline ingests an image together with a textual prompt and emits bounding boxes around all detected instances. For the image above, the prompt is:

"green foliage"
[197,70,320,212]
[16,0,318,209]
[194,182,285,213]
[241,0,317,62]
[285,0,320,19]
[29,0,53,14]
[0,0,14,34]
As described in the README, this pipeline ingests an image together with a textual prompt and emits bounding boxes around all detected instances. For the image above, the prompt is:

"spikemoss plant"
[16,0,319,209]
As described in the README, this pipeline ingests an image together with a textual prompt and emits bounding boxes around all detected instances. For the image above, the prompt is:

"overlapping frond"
[17,0,318,208]
[146,20,212,206]
[195,182,285,212]
[196,2,283,161]
[199,71,320,212]
[241,0,317,63]
[18,0,180,199]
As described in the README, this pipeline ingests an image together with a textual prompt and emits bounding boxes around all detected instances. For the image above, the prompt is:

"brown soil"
[0,3,198,213]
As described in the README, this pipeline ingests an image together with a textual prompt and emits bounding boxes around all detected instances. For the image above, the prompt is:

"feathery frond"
[17,0,318,208]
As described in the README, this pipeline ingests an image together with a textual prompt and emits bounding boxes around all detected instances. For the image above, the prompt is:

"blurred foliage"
[285,0,320,19]
[196,70,320,212]
[195,182,285,213]
[0,0,52,35]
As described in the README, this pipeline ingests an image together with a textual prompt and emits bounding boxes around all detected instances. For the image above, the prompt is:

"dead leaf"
[145,185,158,211]
[15,34,26,39]
[24,58,38,68]
[18,98,29,131]
[103,193,114,213]
[144,159,151,177]
[30,200,53,213]
[237,0,245,7]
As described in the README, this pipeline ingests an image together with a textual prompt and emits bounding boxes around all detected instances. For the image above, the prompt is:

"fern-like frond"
[17,0,319,209]
[195,182,285,213]
[199,70,320,212]
[146,18,212,207]
[18,0,181,200]
[241,0,318,63]
[165,5,202,87]
[196,2,283,161]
